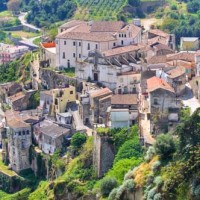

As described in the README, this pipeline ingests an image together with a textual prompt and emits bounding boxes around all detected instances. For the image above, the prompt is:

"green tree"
[154,134,176,160]
[100,177,118,197]
[114,138,142,164]
[71,133,87,150]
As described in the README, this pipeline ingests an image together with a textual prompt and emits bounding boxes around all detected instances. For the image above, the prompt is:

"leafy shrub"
[114,139,142,163]
[151,161,161,173]
[154,193,162,200]
[124,170,134,181]
[71,133,87,150]
[100,177,118,197]
[154,176,163,188]
[154,134,176,160]
[171,4,177,10]
[147,187,157,200]
[108,188,118,200]
[113,180,135,200]
[107,158,141,183]
[145,147,156,162]
[191,178,200,198]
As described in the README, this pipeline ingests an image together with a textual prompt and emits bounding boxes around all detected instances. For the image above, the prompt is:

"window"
[26,130,29,135]
[87,43,90,50]
[67,60,70,68]
[95,44,98,49]
[23,131,25,135]
[73,53,76,58]
[79,54,81,58]
[154,98,158,105]
[79,42,81,46]
[119,34,121,37]
[19,131,21,136]
[64,41,66,45]
[121,40,124,45]
[113,42,116,47]
[70,91,73,95]
[73,41,76,46]
[21,139,26,149]
[124,34,126,38]
[62,52,65,59]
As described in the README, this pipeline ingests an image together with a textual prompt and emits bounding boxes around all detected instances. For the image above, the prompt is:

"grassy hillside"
[74,0,128,20]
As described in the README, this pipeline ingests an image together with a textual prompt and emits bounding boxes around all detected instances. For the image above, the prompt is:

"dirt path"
[141,18,161,30]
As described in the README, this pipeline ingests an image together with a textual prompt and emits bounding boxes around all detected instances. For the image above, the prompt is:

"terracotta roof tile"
[5,110,30,128]
[149,29,170,38]
[57,31,116,42]
[60,20,86,28]
[102,44,144,57]
[167,52,195,62]
[147,55,167,64]
[41,42,56,48]
[147,76,174,93]
[111,94,138,105]
[166,66,185,79]
[91,21,125,32]
[90,88,112,98]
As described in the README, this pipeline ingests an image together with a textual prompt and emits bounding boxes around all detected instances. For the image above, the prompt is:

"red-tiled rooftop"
[102,44,144,57]
[148,29,170,38]
[90,88,112,98]
[91,21,125,33]
[167,52,195,62]
[147,76,174,93]
[111,94,138,105]
[41,42,56,48]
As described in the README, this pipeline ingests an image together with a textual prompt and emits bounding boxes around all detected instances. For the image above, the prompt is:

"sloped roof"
[102,44,144,57]
[60,20,86,28]
[91,21,125,32]
[57,31,116,42]
[166,66,185,79]
[147,76,174,93]
[5,110,32,128]
[148,29,169,38]
[167,52,195,62]
[90,88,112,98]
[111,94,138,105]
[41,42,56,48]
[148,55,167,64]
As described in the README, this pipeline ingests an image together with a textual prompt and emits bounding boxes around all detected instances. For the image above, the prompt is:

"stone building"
[145,76,180,134]
[93,130,115,178]
[146,29,175,50]
[33,120,71,154]
[80,87,112,126]
[180,37,199,51]
[76,45,143,91]
[156,66,186,96]
[40,85,76,117]
[3,110,40,172]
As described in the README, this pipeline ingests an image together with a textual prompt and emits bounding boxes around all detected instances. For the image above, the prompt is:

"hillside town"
[1,0,200,198]
[0,18,199,171]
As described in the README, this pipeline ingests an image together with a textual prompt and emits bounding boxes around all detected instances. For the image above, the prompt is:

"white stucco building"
[56,20,142,68]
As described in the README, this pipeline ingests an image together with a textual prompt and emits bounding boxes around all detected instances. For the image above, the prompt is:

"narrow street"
[181,83,200,114]
[18,12,41,32]
[140,113,155,145]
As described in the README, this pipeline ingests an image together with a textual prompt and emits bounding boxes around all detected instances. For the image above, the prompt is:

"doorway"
[94,73,98,81]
